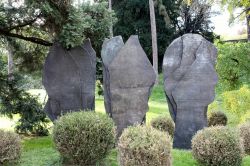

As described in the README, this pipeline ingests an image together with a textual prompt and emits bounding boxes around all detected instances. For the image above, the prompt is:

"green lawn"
[1,75,250,165]
[8,136,249,166]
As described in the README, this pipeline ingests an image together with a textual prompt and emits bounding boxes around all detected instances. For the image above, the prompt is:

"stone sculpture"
[43,39,96,121]
[102,35,156,137]
[163,34,218,149]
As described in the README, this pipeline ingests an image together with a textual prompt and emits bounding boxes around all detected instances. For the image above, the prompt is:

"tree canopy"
[0,0,115,75]
[0,0,115,49]
[113,0,216,69]
[220,0,250,40]
[0,0,116,135]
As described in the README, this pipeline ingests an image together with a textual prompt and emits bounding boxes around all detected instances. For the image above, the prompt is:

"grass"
[9,136,249,166]
[1,75,250,165]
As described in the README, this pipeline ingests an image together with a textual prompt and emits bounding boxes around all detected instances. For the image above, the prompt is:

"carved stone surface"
[102,35,156,137]
[43,39,96,121]
[163,34,218,149]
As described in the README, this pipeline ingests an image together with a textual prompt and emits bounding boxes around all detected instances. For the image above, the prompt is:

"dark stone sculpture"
[163,34,218,149]
[43,39,96,121]
[102,35,156,137]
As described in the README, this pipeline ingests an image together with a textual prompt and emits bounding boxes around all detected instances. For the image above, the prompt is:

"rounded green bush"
[118,125,172,166]
[53,111,115,165]
[192,126,243,166]
[208,111,228,127]
[151,116,175,137]
[0,129,21,164]
[239,122,250,155]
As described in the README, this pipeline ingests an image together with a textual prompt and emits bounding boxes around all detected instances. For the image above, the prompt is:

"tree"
[113,0,180,69]
[5,38,14,80]
[109,0,113,37]
[0,0,115,83]
[216,42,250,91]
[0,54,49,135]
[0,0,115,49]
[220,0,250,41]
[0,0,115,133]
[149,0,159,84]
[177,0,216,42]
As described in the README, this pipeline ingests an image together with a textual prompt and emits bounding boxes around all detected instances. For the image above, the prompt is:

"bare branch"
[6,16,40,31]
[0,29,52,46]
[233,7,250,21]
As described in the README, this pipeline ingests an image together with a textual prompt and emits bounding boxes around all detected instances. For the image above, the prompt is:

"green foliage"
[10,38,49,74]
[151,116,175,137]
[220,0,250,24]
[208,85,250,126]
[239,122,250,155]
[177,0,216,42]
[208,111,228,127]
[3,129,250,165]
[0,82,49,136]
[1,1,115,87]
[53,111,115,165]
[118,125,172,166]
[79,2,116,52]
[113,0,180,68]
[0,129,21,164]
[216,42,250,91]
[113,0,216,68]
[240,111,250,124]
[58,7,90,49]
[222,85,250,124]
[0,57,49,136]
[58,2,115,49]
[192,126,244,166]
[15,46,47,74]
[18,73,43,90]
[0,1,115,49]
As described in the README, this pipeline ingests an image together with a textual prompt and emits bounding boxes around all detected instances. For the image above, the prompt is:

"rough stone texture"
[102,35,156,137]
[43,39,96,121]
[101,36,124,116]
[163,34,218,149]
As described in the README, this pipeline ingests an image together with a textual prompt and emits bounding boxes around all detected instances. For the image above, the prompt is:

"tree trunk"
[149,0,158,84]
[246,8,250,42]
[109,0,113,38]
[6,39,14,81]
[7,0,14,81]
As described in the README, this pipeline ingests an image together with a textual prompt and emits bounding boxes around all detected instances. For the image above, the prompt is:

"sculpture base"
[173,107,207,149]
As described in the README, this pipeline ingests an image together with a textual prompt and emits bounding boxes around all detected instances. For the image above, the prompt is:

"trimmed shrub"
[118,125,172,166]
[0,129,21,164]
[208,111,228,127]
[239,122,250,155]
[222,85,250,124]
[192,126,243,166]
[151,116,175,137]
[53,112,115,166]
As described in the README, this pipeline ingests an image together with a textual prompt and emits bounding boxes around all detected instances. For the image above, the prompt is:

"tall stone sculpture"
[102,35,156,136]
[163,34,218,149]
[43,39,96,121]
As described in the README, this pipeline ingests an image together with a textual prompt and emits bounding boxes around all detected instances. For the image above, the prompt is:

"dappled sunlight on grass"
[95,98,105,113]
[0,115,19,131]
[95,97,169,124]
[147,100,170,124]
